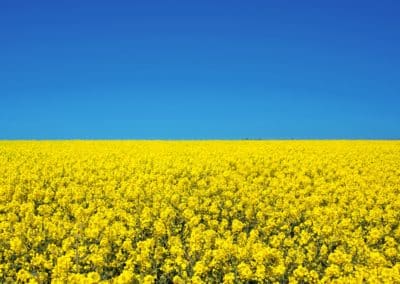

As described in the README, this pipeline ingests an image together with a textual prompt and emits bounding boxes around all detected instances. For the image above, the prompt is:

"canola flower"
[0,141,400,283]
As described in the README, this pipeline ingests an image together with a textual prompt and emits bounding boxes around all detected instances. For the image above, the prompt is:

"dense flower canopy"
[0,141,399,283]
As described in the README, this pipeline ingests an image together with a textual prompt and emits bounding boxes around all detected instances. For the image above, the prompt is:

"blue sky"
[1,0,399,139]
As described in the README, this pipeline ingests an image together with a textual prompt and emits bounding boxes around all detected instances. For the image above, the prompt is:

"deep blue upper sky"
[1,0,399,139]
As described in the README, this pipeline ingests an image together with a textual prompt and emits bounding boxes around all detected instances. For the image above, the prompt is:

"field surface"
[0,141,400,283]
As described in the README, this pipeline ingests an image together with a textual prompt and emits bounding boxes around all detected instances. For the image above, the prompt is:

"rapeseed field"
[0,141,399,283]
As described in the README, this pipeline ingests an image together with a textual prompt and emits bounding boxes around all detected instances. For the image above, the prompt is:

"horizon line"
[1,139,399,142]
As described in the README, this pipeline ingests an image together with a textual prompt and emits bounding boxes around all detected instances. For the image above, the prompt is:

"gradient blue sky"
[1,0,399,139]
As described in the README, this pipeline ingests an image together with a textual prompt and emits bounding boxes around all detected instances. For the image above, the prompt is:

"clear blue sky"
[1,0,399,139]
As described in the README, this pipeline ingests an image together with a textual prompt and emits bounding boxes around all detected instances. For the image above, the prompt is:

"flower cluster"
[0,141,399,283]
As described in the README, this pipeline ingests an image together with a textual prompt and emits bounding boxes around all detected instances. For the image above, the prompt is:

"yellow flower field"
[0,141,399,283]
